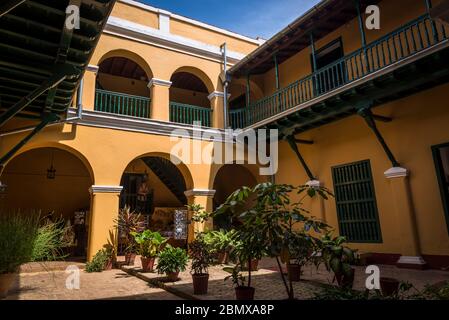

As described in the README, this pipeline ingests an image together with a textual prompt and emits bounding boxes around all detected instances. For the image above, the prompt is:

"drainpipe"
[0,78,84,137]
[221,43,229,129]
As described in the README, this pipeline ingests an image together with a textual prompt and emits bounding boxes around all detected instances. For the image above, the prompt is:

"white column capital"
[87,65,99,74]
[208,91,231,101]
[306,180,322,188]
[384,167,409,179]
[184,189,216,197]
[148,78,172,88]
[89,185,123,194]
[397,255,427,266]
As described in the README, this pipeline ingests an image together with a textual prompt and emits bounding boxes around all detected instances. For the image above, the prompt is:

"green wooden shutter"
[332,160,382,243]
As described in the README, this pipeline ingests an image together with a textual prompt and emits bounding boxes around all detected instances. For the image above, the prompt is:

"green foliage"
[213,182,332,298]
[187,204,210,223]
[130,230,167,258]
[85,249,112,273]
[189,235,214,275]
[287,231,321,268]
[321,233,357,278]
[31,219,71,262]
[223,265,246,288]
[156,245,188,274]
[203,229,237,253]
[0,211,40,274]
[115,206,145,254]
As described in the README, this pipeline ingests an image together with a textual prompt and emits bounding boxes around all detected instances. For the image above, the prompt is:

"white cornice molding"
[207,91,231,101]
[104,16,246,65]
[87,65,99,74]
[66,108,235,142]
[384,167,409,179]
[184,189,216,197]
[117,0,261,45]
[89,185,123,194]
[148,78,172,88]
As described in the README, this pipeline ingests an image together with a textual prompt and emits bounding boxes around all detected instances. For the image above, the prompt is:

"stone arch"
[98,49,154,80]
[170,66,215,94]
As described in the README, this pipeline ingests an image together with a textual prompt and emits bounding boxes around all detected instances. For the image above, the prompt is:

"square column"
[208,91,229,129]
[87,185,123,261]
[185,189,216,243]
[148,78,172,122]
[384,167,427,269]
[82,65,99,111]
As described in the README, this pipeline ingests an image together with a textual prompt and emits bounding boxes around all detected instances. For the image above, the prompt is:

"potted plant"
[115,206,144,266]
[0,212,39,298]
[224,265,255,300]
[321,234,357,289]
[131,230,167,272]
[206,229,237,264]
[189,236,213,295]
[157,245,188,282]
[287,231,317,282]
[85,248,113,272]
[380,277,400,296]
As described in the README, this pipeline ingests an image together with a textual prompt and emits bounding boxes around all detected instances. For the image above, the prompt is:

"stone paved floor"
[5,268,181,300]
[124,256,449,300]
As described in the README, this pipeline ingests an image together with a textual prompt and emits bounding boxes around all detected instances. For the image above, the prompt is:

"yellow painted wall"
[169,87,210,108]
[170,18,259,55]
[0,148,91,220]
[111,2,159,29]
[276,82,449,256]
[97,73,150,97]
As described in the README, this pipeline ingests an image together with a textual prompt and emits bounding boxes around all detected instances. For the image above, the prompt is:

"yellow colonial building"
[1,0,449,269]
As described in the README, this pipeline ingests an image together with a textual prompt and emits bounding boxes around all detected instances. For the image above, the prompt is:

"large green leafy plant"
[131,230,167,258]
[214,182,331,299]
[0,211,40,274]
[156,245,188,275]
[115,206,145,254]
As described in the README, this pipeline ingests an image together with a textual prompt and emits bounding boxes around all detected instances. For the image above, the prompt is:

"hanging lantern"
[47,150,56,179]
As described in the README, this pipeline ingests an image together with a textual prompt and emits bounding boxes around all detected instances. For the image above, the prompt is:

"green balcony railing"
[229,108,247,129]
[237,14,449,128]
[94,89,151,118]
[170,102,212,127]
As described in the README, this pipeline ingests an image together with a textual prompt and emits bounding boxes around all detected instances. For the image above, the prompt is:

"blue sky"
[138,0,321,39]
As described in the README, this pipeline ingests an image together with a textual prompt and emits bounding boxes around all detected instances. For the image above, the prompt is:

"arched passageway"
[119,154,192,248]
[169,68,213,127]
[212,164,258,230]
[95,55,152,118]
[0,147,93,259]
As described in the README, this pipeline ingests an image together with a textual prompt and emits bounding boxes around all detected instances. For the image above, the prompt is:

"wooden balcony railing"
[94,89,151,118]
[232,14,449,129]
[169,102,212,127]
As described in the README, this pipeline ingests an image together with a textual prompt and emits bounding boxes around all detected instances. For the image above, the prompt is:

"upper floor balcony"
[228,11,449,134]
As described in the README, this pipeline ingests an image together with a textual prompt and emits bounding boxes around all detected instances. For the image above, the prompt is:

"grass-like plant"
[31,219,71,262]
[0,211,40,274]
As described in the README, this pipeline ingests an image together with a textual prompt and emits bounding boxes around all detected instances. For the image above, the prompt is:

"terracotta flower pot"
[287,264,301,282]
[192,273,209,295]
[335,268,355,289]
[0,273,16,299]
[104,259,113,271]
[217,251,229,265]
[380,277,400,296]
[167,271,180,282]
[125,253,136,266]
[235,286,255,300]
[141,257,156,272]
[243,259,259,271]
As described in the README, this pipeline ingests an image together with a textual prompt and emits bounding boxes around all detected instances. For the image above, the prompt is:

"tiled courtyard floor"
[5,264,180,300]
